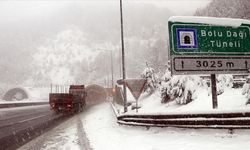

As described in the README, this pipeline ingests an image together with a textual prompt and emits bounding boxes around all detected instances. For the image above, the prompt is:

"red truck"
[49,85,87,113]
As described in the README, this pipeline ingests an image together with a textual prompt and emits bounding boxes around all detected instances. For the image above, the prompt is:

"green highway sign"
[170,24,250,55]
[168,16,250,75]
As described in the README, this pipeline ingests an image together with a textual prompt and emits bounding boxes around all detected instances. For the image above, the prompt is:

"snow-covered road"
[19,102,250,150]
[18,112,91,150]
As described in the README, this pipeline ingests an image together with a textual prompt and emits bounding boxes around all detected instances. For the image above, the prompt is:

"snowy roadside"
[83,102,250,150]
[115,87,250,115]
[18,113,91,150]
[17,87,250,150]
[17,100,250,150]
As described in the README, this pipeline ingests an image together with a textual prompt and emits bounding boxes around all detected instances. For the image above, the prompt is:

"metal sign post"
[119,0,127,113]
[168,16,250,109]
[211,74,218,109]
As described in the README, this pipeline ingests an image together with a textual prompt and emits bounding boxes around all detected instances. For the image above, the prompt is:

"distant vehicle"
[49,85,87,113]
[200,74,248,88]
[246,77,250,84]
[232,74,248,88]
[85,84,108,105]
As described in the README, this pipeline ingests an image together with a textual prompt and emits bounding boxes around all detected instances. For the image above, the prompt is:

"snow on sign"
[124,79,147,100]
[168,16,250,75]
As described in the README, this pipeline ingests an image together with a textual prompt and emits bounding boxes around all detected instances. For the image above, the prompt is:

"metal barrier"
[0,102,48,108]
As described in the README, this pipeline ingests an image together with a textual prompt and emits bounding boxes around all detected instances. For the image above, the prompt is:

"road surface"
[0,105,63,149]
[18,109,92,150]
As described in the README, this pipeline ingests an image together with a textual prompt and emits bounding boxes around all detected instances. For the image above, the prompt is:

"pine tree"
[195,0,250,19]
[160,66,199,105]
[160,66,172,103]
[242,76,250,105]
[141,62,158,95]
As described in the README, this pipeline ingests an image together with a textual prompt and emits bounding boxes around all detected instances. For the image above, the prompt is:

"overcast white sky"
[127,0,211,14]
[151,0,211,14]
[0,0,210,22]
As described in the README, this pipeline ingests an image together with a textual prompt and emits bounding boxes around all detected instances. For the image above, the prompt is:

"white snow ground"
[19,101,250,150]
[19,88,250,150]
[84,102,250,150]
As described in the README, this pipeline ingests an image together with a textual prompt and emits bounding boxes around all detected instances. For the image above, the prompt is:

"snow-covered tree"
[214,75,233,95]
[242,76,250,105]
[141,62,158,95]
[31,26,96,86]
[170,76,197,105]
[160,67,172,103]
[195,0,250,19]
[159,65,198,105]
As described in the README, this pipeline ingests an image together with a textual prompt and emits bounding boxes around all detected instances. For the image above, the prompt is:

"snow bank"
[169,16,250,27]
[121,88,250,115]
[84,103,250,150]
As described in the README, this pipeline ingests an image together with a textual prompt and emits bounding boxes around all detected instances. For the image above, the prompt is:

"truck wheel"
[79,104,82,112]
[75,104,81,113]
[54,109,60,114]
[74,104,78,113]
[80,103,84,112]
[79,103,83,112]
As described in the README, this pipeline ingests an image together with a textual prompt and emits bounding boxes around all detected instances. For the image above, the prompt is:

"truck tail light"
[67,104,72,108]
[51,103,55,108]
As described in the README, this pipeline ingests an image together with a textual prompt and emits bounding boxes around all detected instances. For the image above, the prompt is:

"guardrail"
[117,113,250,129]
[110,102,120,118]
[0,102,48,108]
